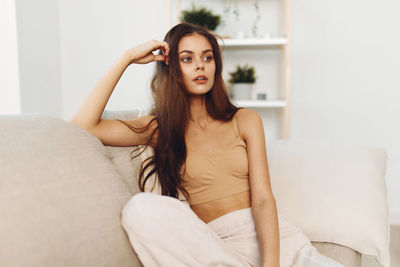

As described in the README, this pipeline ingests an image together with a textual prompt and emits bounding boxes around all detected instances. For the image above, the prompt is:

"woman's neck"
[189,95,211,129]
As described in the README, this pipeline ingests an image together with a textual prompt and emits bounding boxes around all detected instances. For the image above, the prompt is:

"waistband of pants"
[206,207,253,232]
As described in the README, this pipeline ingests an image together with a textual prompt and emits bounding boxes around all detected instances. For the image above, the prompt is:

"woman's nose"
[195,60,205,70]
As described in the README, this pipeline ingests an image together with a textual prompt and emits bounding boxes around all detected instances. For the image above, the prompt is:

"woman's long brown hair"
[118,23,242,202]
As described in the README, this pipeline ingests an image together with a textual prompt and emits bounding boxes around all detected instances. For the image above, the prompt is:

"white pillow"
[266,139,390,267]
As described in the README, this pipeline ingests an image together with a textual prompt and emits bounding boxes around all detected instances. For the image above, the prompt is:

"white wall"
[291,0,400,223]
[59,0,168,121]
[15,0,62,117]
[0,0,20,114]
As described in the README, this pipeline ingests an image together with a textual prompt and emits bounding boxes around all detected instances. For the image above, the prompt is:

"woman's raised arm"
[69,40,169,146]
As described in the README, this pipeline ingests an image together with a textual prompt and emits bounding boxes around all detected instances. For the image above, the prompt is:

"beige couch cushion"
[104,146,143,194]
[0,115,141,267]
[101,108,148,195]
[312,242,361,267]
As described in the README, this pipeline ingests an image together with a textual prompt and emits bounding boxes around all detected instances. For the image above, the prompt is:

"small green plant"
[180,4,221,31]
[229,64,257,83]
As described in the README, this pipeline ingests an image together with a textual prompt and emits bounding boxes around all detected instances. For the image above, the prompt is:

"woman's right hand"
[125,40,170,66]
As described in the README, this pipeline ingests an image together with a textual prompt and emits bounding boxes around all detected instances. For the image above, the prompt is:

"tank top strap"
[232,115,240,138]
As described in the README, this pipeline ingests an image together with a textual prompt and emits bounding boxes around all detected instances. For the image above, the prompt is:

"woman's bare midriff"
[189,190,251,224]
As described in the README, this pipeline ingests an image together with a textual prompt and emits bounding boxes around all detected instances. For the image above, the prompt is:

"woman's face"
[177,33,216,96]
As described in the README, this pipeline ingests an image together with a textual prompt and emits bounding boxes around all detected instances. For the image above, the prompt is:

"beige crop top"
[180,115,250,205]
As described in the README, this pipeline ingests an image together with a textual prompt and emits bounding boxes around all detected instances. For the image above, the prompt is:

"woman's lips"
[194,79,207,84]
[193,75,208,84]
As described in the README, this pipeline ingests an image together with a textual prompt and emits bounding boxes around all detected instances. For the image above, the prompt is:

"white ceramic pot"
[232,83,253,100]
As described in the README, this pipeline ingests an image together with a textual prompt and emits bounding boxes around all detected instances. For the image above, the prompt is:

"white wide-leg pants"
[121,192,344,267]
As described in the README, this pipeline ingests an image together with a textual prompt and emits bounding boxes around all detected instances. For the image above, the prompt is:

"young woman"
[71,23,343,267]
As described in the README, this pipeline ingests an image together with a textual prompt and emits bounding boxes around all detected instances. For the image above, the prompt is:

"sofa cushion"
[0,115,141,267]
[267,139,390,267]
[101,108,147,195]
[311,241,361,267]
[104,145,143,194]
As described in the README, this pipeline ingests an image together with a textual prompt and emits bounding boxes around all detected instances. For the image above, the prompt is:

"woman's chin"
[187,85,212,95]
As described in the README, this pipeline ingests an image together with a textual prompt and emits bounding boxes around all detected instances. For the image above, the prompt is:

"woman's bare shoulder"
[234,108,262,141]
[235,108,260,122]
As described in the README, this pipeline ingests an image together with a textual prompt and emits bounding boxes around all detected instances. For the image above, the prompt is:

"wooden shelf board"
[232,100,287,108]
[218,38,288,47]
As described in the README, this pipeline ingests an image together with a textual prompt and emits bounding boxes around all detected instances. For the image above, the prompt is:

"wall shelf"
[233,100,286,108]
[218,38,288,48]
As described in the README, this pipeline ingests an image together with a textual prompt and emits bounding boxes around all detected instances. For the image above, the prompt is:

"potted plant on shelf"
[180,4,221,31]
[228,64,257,100]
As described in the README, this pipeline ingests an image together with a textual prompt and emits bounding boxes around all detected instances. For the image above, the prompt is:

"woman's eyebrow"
[178,49,213,55]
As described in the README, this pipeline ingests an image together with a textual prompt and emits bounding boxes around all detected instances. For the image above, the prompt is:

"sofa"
[0,113,390,267]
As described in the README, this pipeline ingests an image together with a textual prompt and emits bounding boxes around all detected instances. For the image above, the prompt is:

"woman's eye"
[181,57,192,63]
[203,55,213,62]
[181,55,213,63]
